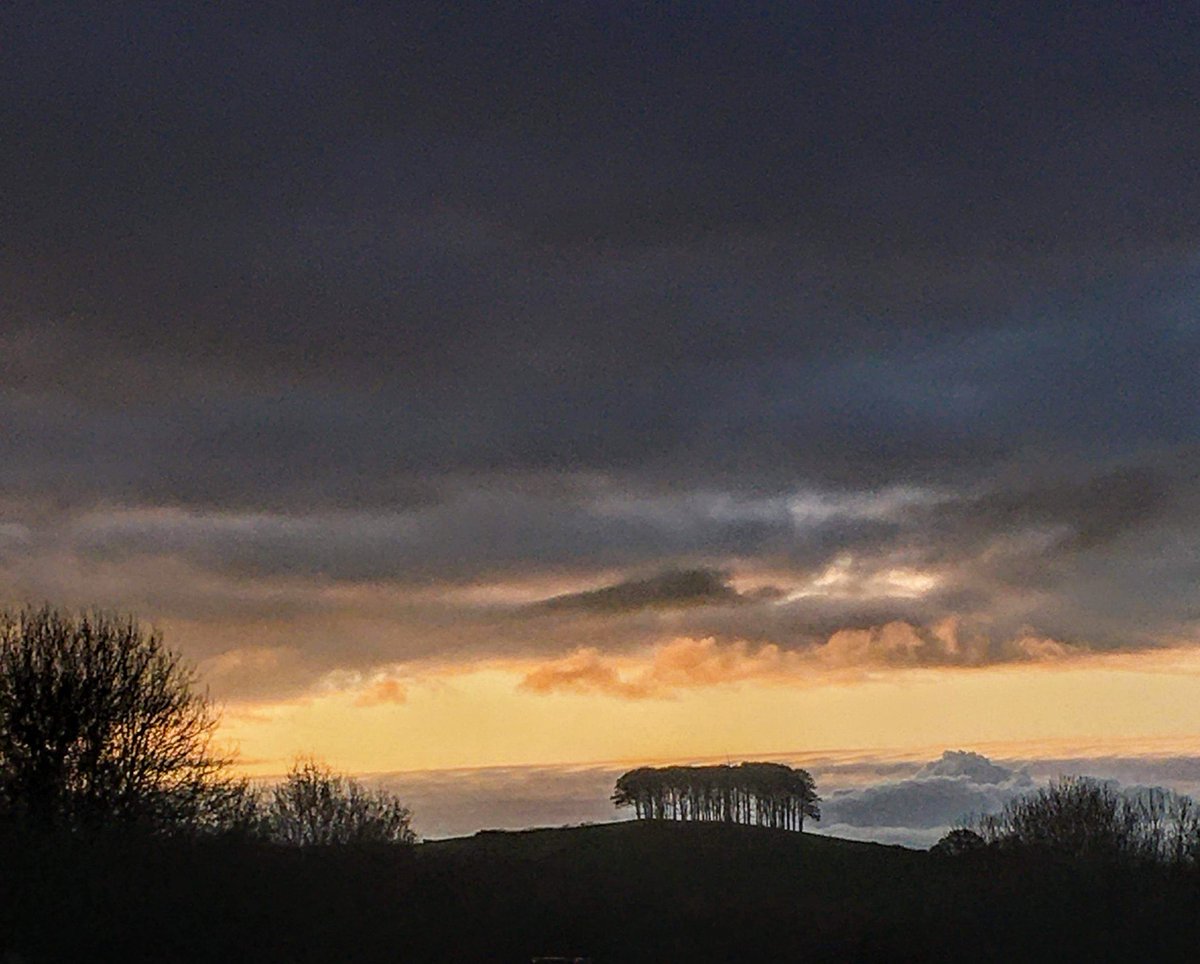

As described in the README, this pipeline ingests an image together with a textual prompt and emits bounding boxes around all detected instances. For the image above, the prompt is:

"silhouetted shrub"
[931,828,986,857]
[192,776,268,839]
[265,758,416,846]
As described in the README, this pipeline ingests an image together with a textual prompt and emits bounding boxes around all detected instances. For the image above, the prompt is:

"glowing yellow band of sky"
[220,646,1200,777]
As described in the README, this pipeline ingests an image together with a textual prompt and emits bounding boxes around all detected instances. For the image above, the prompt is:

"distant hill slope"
[430,818,911,852]
[421,821,1200,961]
[3,820,1200,961]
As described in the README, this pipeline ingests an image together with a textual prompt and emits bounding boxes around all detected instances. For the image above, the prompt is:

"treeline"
[0,605,415,846]
[612,763,820,830]
[936,776,1200,867]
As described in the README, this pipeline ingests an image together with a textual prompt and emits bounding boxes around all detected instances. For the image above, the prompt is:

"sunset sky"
[2,4,1198,786]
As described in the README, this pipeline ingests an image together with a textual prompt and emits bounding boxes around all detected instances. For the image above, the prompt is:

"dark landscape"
[5,820,1200,962]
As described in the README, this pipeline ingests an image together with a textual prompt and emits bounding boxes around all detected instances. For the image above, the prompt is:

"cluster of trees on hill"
[612,762,820,830]
[935,776,1200,866]
[0,605,415,846]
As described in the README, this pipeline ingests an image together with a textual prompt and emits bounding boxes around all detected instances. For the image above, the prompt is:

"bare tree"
[266,758,416,846]
[970,776,1200,868]
[977,776,1141,860]
[0,605,230,831]
[191,775,267,839]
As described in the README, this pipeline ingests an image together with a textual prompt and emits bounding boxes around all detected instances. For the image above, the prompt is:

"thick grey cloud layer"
[1,3,1197,691]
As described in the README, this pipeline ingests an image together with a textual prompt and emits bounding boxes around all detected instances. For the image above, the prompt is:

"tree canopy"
[612,763,820,831]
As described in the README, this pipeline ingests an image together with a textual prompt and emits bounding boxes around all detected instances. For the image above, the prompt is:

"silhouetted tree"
[0,605,230,831]
[973,776,1200,865]
[1125,786,1200,864]
[977,777,1137,859]
[612,763,820,831]
[266,758,417,846]
[193,775,267,839]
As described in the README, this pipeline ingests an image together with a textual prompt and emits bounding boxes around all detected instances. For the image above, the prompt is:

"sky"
[373,746,1200,844]
[2,3,1199,804]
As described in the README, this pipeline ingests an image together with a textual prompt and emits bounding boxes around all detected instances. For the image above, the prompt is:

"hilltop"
[419,821,1200,960]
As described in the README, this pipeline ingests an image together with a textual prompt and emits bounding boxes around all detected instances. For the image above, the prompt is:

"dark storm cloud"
[4,4,1198,412]
[51,456,1184,585]
[935,468,1172,553]
[1,2,1198,689]
[532,568,747,614]
[65,493,788,583]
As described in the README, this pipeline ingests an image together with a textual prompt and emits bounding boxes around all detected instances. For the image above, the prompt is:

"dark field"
[4,821,1200,962]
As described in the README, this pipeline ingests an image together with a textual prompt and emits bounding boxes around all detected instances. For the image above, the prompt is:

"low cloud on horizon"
[365,748,1200,847]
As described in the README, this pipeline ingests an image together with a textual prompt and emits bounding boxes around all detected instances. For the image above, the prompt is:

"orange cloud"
[817,619,1086,669]
[517,622,1089,699]
[519,638,802,700]
[519,650,657,699]
[353,679,409,707]
[1011,634,1077,661]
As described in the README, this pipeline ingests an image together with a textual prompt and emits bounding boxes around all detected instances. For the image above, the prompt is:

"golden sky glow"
[221,643,1200,777]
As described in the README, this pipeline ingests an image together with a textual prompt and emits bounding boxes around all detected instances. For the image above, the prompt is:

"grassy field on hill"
[3,820,1200,961]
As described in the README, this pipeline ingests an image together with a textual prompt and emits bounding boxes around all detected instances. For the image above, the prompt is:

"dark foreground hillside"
[3,820,1200,962]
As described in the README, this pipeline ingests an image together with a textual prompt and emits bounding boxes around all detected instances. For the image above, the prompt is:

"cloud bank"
[0,3,1197,702]
[816,751,1036,847]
